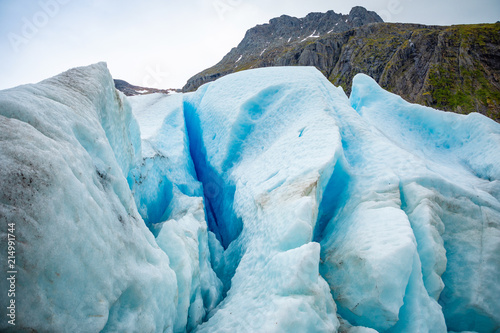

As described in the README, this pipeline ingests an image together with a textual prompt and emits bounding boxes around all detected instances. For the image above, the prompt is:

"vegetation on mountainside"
[185,22,500,122]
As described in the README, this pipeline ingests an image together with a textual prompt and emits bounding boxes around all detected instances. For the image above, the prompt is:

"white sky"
[0,0,499,90]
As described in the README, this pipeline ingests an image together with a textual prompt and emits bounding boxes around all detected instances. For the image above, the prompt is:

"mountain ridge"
[183,8,500,122]
[183,6,383,92]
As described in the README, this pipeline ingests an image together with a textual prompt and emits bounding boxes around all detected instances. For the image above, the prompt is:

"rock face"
[182,6,383,92]
[114,79,179,96]
[183,8,500,122]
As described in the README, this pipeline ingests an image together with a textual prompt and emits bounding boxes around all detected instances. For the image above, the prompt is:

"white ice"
[0,63,177,333]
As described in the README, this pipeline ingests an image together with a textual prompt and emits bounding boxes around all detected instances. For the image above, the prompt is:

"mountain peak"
[182,11,499,122]
[349,6,384,25]
[183,7,383,92]
[244,6,382,48]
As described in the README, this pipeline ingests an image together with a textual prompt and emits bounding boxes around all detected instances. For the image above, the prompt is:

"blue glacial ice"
[345,74,500,332]
[0,63,499,333]
[184,67,347,332]
[127,92,223,331]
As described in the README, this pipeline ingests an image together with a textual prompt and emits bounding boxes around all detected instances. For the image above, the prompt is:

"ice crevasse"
[0,62,499,333]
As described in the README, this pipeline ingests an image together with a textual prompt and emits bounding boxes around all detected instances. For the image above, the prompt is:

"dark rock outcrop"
[114,79,180,96]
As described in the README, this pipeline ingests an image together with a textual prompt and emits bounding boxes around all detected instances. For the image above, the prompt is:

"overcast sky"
[1,0,499,90]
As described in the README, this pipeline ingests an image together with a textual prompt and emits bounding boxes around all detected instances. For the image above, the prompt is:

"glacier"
[0,63,499,333]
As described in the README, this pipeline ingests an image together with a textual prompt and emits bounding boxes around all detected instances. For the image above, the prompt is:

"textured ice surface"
[346,74,500,332]
[184,68,499,333]
[128,93,202,227]
[128,92,223,332]
[0,63,177,333]
[155,194,222,332]
[1,63,499,333]
[184,67,345,332]
[318,73,500,332]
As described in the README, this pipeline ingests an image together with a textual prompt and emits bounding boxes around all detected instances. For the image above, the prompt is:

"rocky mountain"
[184,8,500,122]
[114,79,180,96]
[183,6,382,92]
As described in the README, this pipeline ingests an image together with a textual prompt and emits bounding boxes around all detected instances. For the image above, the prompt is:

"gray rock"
[183,6,383,92]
